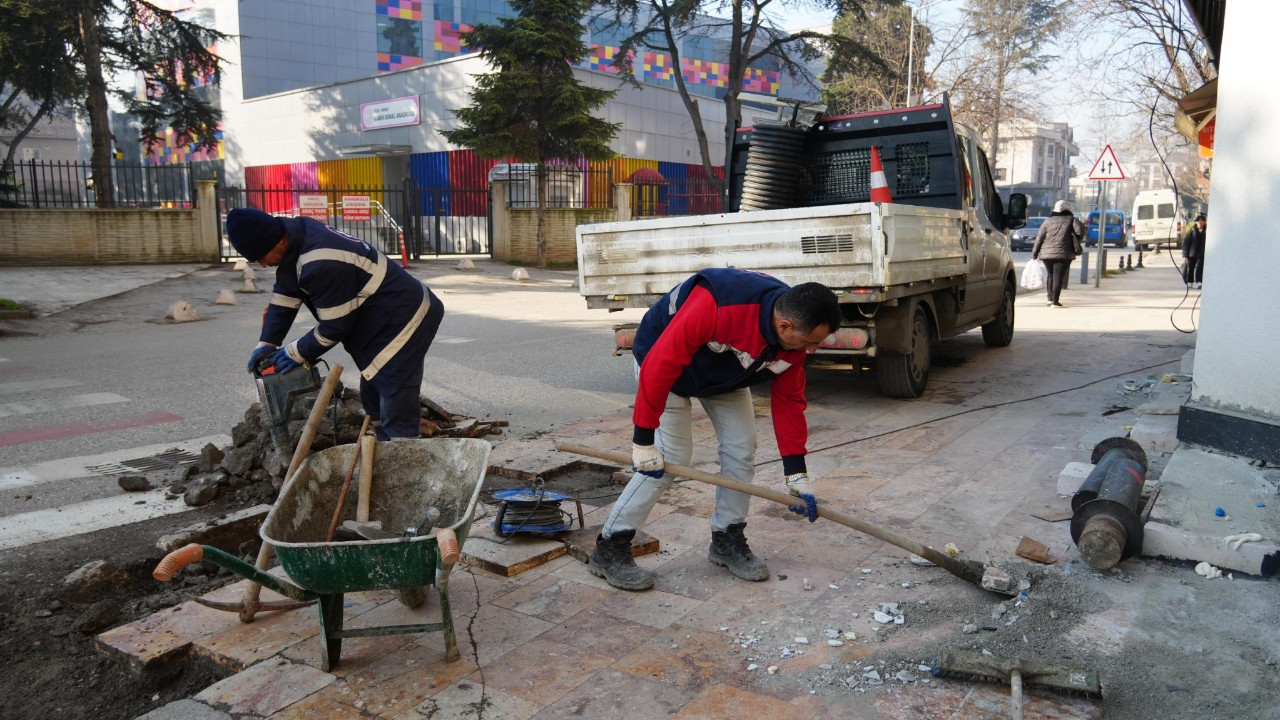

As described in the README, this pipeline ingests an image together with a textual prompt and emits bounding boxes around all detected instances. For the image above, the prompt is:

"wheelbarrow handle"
[154,543,204,582]
[153,543,315,604]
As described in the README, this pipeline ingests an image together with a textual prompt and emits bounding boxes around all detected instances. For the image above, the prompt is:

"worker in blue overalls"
[227,207,444,440]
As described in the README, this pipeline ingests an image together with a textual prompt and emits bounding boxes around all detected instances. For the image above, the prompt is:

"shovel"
[555,442,1015,597]
[194,364,345,621]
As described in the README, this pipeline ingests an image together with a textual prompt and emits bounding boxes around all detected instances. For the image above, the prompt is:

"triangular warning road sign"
[1088,145,1126,180]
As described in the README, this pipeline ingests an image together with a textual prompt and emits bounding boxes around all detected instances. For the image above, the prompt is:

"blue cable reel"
[491,480,581,537]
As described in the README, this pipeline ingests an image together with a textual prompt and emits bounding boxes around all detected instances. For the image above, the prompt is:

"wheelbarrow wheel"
[396,586,428,609]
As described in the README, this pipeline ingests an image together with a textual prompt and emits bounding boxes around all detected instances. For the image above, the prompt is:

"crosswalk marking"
[437,336,476,344]
[0,491,195,551]
[0,392,129,418]
[0,434,230,489]
[0,378,83,395]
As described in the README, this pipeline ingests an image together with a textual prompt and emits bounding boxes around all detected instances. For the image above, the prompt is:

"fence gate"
[216,180,491,261]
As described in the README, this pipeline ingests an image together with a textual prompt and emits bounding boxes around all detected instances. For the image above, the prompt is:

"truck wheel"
[982,281,1015,347]
[876,308,931,398]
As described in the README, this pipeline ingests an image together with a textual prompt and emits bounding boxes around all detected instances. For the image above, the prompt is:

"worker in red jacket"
[589,269,841,591]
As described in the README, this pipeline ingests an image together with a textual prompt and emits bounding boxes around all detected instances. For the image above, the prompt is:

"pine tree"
[441,0,620,268]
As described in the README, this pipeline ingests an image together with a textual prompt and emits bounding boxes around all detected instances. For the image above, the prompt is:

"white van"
[1131,189,1182,251]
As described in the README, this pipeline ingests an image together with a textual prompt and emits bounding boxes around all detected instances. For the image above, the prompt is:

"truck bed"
[577,201,969,307]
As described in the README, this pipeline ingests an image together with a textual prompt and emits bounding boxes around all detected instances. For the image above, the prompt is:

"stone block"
[194,657,334,717]
[96,600,235,675]
[135,699,231,720]
[156,504,272,553]
[461,526,567,577]
[1057,461,1094,496]
[560,525,659,563]
[167,300,199,322]
[1142,521,1280,576]
[1129,413,1180,454]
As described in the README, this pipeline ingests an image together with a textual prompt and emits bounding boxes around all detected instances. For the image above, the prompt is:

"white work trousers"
[602,386,757,538]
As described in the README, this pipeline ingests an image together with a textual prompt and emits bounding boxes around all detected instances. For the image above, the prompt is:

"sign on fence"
[342,194,371,222]
[299,194,328,220]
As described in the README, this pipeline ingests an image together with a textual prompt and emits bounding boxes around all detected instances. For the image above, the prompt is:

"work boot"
[709,523,769,581]
[588,531,654,591]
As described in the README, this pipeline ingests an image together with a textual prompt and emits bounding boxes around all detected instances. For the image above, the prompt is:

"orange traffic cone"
[870,146,893,203]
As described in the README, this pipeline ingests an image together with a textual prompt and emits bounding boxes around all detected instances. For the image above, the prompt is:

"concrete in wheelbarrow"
[116,268,1279,719]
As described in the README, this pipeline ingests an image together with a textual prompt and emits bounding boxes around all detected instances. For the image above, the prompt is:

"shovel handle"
[554,442,982,586]
[154,543,205,582]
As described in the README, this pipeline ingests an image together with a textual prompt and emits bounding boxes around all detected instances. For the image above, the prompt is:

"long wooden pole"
[555,442,987,589]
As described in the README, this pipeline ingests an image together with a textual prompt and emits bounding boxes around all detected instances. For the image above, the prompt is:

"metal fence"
[0,160,197,208]
[632,176,724,218]
[494,165,614,209]
[217,181,492,261]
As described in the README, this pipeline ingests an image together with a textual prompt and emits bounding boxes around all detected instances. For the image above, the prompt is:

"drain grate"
[86,449,201,476]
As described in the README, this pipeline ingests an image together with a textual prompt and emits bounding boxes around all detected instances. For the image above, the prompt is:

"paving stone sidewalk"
[100,263,1278,720]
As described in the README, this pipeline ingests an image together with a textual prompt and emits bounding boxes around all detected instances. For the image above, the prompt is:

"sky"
[767,0,1182,173]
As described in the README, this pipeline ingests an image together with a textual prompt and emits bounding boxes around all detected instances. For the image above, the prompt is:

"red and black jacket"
[633,268,810,475]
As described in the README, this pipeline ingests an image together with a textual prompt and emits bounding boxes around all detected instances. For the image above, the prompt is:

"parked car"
[1085,210,1127,248]
[1009,216,1046,251]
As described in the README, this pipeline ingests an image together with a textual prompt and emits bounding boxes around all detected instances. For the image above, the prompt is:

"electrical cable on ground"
[754,357,1184,467]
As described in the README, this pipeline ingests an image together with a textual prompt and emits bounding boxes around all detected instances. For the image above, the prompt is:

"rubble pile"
[163,383,505,508]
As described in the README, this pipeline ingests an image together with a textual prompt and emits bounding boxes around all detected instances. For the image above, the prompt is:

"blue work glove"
[632,443,665,479]
[786,473,819,522]
[247,344,276,373]
[271,346,300,375]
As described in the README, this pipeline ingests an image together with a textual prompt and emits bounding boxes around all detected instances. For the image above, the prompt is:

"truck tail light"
[821,327,870,350]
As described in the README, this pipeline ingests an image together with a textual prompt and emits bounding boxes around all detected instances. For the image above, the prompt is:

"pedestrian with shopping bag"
[1031,200,1085,307]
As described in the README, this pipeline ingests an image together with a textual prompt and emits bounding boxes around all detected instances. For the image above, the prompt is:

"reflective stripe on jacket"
[261,217,435,393]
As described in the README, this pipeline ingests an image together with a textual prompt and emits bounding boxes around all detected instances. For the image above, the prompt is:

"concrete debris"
[1195,561,1224,579]
[963,623,979,634]
[183,472,223,507]
[795,636,809,645]
[992,602,1009,619]
[62,560,129,602]
[828,639,845,647]
[117,475,152,492]
[981,566,1017,593]
[75,599,120,634]
[802,578,813,591]
[823,628,840,639]
[1224,532,1263,550]
[746,664,758,671]
[873,612,894,624]
[213,289,237,305]
[767,665,778,675]
[166,300,198,322]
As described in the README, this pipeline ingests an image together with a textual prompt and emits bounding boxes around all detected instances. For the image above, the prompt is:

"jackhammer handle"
[154,543,205,582]
[243,364,345,623]
[555,442,971,580]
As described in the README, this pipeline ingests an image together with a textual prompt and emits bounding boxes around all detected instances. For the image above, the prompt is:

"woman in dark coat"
[1031,200,1085,307]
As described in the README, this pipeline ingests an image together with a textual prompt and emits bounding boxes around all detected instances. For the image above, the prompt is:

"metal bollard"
[1126,254,1133,270]
[1070,438,1149,569]
[1136,248,1145,268]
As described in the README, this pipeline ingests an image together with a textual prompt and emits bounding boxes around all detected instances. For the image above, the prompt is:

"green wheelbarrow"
[154,438,491,671]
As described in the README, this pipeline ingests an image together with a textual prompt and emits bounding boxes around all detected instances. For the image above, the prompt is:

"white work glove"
[632,443,665,478]
[786,473,818,522]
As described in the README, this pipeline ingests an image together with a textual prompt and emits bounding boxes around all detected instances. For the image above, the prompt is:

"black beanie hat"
[226,208,286,261]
